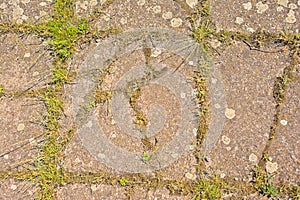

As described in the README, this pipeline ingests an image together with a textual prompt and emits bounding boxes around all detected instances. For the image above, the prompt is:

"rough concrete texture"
[0,96,44,170]
[268,81,300,185]
[207,42,290,180]
[210,0,300,33]
[0,0,53,23]
[0,33,52,92]
[0,179,38,199]
[0,0,299,199]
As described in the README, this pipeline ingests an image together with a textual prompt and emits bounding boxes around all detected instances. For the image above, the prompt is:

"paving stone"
[0,33,52,93]
[268,81,300,185]
[210,0,299,33]
[55,184,127,200]
[131,187,189,200]
[0,96,44,170]
[206,42,290,180]
[0,179,39,199]
[93,0,190,32]
[0,0,53,23]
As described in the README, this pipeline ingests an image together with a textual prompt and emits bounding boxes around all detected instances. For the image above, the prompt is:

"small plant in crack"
[253,166,278,198]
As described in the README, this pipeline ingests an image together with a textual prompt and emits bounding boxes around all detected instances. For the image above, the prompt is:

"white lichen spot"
[214,104,221,109]
[221,135,231,145]
[39,2,47,6]
[162,11,172,20]
[11,184,17,191]
[249,153,258,162]
[277,0,288,7]
[186,0,198,8]
[21,0,31,4]
[277,6,284,12]
[266,161,278,173]
[180,92,186,99]
[21,15,28,20]
[103,14,110,21]
[24,52,31,58]
[185,172,197,180]
[137,0,145,6]
[256,1,269,14]
[151,48,162,57]
[0,3,7,9]
[289,3,297,9]
[17,123,25,131]
[152,5,161,14]
[98,153,106,159]
[242,2,252,10]
[247,27,255,32]
[39,10,47,17]
[3,154,9,159]
[171,18,182,27]
[225,108,236,119]
[90,0,98,7]
[235,17,244,25]
[90,184,98,192]
[33,71,39,77]
[13,6,24,20]
[285,9,296,23]
[280,119,288,125]
[120,17,127,25]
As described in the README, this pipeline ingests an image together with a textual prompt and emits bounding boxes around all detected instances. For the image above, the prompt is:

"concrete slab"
[0,33,52,93]
[206,42,290,180]
[0,96,44,170]
[268,81,300,185]
[210,0,299,33]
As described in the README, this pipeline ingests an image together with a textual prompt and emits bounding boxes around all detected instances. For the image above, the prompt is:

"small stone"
[103,14,110,21]
[74,158,81,163]
[24,52,31,58]
[277,6,284,11]
[171,18,182,28]
[39,10,47,17]
[185,172,197,180]
[111,119,116,125]
[205,157,211,162]
[152,5,161,14]
[21,15,28,20]
[17,123,25,131]
[193,128,197,136]
[235,17,244,25]
[90,0,98,7]
[90,184,98,192]
[4,154,9,159]
[151,49,162,57]
[277,0,288,7]
[247,27,255,32]
[298,0,300,6]
[39,2,47,6]
[289,3,297,9]
[32,71,39,77]
[180,92,186,99]
[256,1,269,13]
[266,161,278,173]
[21,0,31,4]
[209,39,221,48]
[225,108,236,119]
[242,2,252,10]
[285,9,297,23]
[137,0,145,6]
[11,184,17,190]
[220,173,226,178]
[162,11,172,20]
[0,3,7,9]
[120,17,127,25]
[249,153,258,162]
[221,135,231,145]
[186,0,198,8]
[280,119,288,126]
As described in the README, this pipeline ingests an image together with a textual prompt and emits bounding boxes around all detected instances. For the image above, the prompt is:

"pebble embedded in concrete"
[266,161,278,173]
[225,108,236,119]
[170,18,182,27]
